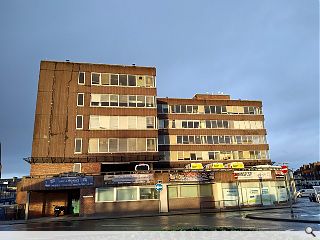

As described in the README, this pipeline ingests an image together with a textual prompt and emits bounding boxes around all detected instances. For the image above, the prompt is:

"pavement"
[1,202,318,225]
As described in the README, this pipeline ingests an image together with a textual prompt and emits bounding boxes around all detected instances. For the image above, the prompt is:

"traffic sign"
[281,165,288,174]
[155,183,163,191]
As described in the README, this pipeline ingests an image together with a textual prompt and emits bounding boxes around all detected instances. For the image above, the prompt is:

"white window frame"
[78,72,85,85]
[74,138,82,154]
[91,72,101,85]
[77,93,84,107]
[76,115,83,130]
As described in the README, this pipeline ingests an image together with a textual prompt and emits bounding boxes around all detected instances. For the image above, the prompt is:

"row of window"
[158,135,267,145]
[78,72,155,88]
[88,138,157,153]
[157,104,263,115]
[91,94,156,108]
[87,116,156,130]
[159,119,264,129]
[159,150,270,161]
[96,186,159,202]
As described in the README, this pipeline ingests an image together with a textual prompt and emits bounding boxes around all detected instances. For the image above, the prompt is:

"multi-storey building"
[156,94,271,168]
[29,60,158,175]
[17,60,290,219]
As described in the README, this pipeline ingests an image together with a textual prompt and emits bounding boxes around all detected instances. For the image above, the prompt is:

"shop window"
[77,93,84,106]
[97,188,114,202]
[168,186,179,198]
[199,184,212,197]
[116,188,137,201]
[140,187,159,199]
[78,72,85,85]
[180,185,198,198]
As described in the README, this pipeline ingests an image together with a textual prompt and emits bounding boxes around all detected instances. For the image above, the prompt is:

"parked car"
[297,189,315,197]
[134,164,150,171]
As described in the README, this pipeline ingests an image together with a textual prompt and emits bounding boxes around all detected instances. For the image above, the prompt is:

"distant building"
[294,162,320,189]
[0,177,20,205]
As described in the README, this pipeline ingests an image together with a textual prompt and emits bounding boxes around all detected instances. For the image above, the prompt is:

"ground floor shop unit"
[17,169,294,218]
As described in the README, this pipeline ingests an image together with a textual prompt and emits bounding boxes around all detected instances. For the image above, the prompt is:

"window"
[109,139,119,152]
[137,138,146,151]
[110,95,118,106]
[146,117,155,129]
[119,74,127,86]
[100,94,109,106]
[73,163,81,173]
[177,136,182,144]
[137,76,145,87]
[78,72,85,85]
[146,96,154,107]
[128,116,137,129]
[137,96,145,107]
[119,95,128,107]
[96,188,114,202]
[76,115,83,129]
[168,186,179,198]
[77,93,84,106]
[145,76,154,87]
[101,73,110,85]
[128,138,137,152]
[119,138,128,152]
[74,138,82,154]
[110,116,118,129]
[116,188,137,201]
[180,185,198,198]
[199,184,213,197]
[88,138,98,153]
[99,138,108,152]
[147,138,156,151]
[91,94,100,106]
[162,104,169,113]
[91,73,100,85]
[110,74,119,85]
[140,187,159,199]
[128,75,136,86]
[129,96,137,107]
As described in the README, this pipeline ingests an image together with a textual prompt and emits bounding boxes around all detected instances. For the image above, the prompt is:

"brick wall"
[80,188,96,216]
[30,162,101,176]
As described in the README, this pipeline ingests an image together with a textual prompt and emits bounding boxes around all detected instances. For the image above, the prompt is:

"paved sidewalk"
[246,211,320,224]
[0,204,300,225]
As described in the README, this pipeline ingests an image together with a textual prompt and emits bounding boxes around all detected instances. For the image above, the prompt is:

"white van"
[297,189,314,197]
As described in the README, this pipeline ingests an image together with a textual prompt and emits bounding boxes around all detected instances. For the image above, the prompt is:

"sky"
[0,0,318,178]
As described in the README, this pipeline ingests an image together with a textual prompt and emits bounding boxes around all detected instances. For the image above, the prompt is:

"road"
[0,198,319,231]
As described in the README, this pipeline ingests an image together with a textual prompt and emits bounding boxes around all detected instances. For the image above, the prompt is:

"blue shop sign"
[45,176,94,188]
